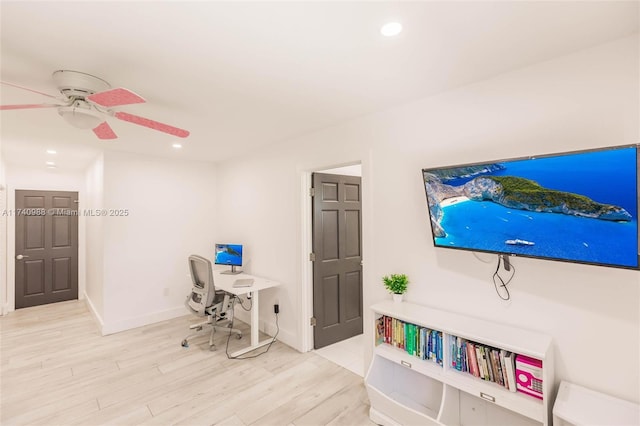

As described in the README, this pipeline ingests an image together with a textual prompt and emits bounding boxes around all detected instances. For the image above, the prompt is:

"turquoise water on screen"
[433,147,638,268]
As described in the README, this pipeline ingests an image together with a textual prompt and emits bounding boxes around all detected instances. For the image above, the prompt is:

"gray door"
[15,190,78,309]
[312,173,362,349]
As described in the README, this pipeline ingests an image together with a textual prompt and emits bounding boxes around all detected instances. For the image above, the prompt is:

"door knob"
[16,254,29,260]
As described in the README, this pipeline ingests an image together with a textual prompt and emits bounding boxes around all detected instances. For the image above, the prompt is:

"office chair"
[181,254,242,350]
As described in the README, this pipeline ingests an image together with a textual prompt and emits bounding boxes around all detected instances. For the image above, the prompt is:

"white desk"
[213,270,280,357]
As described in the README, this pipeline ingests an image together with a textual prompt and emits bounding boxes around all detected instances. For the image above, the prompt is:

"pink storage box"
[515,354,543,400]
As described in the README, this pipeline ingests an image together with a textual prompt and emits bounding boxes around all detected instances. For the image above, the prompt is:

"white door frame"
[298,162,363,352]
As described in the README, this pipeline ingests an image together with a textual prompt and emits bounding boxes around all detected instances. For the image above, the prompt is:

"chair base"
[181,319,242,350]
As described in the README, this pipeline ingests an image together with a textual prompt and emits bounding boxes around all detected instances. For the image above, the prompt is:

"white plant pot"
[392,293,403,303]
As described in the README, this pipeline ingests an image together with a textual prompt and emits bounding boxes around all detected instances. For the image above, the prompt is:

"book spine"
[475,346,485,379]
[467,342,478,377]
[385,316,390,344]
[375,316,384,345]
[499,349,508,389]
[481,347,490,381]
[494,349,504,386]
[461,341,467,372]
[451,337,457,370]
[431,330,437,362]
[486,346,495,382]
[404,322,409,353]
[492,349,503,386]
[504,352,517,392]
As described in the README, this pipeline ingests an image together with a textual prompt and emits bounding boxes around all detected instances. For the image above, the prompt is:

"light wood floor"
[0,300,373,426]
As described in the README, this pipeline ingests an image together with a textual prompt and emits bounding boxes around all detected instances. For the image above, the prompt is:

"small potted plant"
[382,273,409,303]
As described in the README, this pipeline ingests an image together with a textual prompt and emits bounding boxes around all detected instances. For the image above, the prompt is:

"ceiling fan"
[0,70,190,140]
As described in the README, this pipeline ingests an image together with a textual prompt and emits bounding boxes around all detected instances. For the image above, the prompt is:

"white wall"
[99,151,217,334]
[215,34,640,402]
[85,154,105,324]
[0,155,7,315]
[4,164,88,312]
[320,164,362,176]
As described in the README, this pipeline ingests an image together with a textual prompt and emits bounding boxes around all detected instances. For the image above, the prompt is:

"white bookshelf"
[365,301,554,426]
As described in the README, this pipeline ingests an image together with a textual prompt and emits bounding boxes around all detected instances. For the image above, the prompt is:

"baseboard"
[84,294,105,335]
[101,306,189,335]
[234,308,296,349]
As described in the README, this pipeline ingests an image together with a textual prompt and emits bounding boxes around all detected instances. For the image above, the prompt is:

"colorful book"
[467,342,479,377]
[500,349,509,389]
[504,352,517,392]
[375,317,385,345]
[495,349,505,386]
[481,347,491,381]
[492,349,503,386]
[430,330,437,362]
[476,346,485,379]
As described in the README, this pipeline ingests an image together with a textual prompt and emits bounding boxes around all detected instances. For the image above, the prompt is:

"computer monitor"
[214,243,243,274]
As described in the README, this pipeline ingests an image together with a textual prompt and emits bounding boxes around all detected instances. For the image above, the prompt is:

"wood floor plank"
[0,300,372,426]
[248,367,361,426]
[293,380,372,426]
[28,398,100,426]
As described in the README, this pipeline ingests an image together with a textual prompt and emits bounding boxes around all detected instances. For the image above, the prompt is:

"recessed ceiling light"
[46,161,55,166]
[46,149,57,155]
[172,143,182,149]
[381,22,402,37]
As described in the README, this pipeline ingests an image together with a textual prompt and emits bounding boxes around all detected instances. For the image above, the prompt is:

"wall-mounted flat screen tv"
[422,144,639,270]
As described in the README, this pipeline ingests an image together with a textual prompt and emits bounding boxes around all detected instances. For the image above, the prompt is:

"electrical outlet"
[274,303,279,314]
[163,287,170,296]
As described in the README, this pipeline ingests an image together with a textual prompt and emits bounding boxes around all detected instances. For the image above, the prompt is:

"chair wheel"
[209,345,217,351]
[181,339,189,348]
[236,333,242,340]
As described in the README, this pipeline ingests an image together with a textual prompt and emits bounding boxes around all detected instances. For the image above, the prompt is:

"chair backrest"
[187,255,216,314]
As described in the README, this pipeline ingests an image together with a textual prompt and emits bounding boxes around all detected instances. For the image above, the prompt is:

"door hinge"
[309,252,316,261]
[309,187,316,197]
[310,317,317,326]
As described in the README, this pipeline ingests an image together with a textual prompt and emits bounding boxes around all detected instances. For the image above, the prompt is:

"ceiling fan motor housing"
[52,70,111,99]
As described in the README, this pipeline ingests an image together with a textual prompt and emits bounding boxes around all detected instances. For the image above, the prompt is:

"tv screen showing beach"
[422,145,639,269]
[214,244,243,266]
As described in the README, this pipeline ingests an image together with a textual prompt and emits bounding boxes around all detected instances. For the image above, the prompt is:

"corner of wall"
[84,293,105,335]
[0,156,6,316]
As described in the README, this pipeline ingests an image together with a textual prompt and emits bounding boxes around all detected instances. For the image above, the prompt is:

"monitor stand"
[221,265,242,275]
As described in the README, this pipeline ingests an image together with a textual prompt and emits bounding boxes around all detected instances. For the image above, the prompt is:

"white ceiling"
[1,1,638,170]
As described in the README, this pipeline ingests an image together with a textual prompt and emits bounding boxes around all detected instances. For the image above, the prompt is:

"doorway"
[14,190,79,309]
[309,164,364,375]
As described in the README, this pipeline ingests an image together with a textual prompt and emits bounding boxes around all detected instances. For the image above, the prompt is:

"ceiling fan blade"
[1,81,58,99]
[93,121,117,140]
[87,88,145,107]
[0,103,60,110]
[114,111,189,138]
